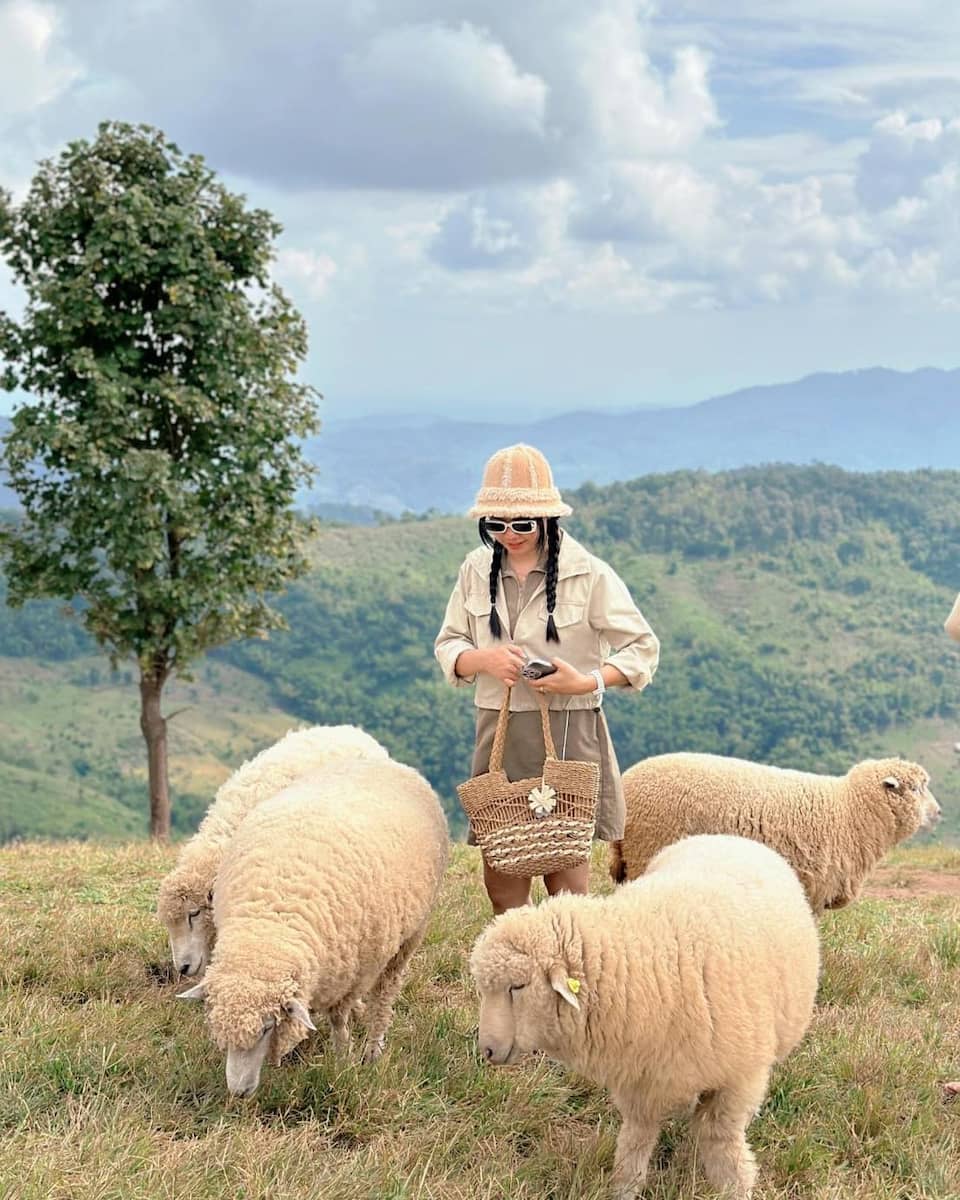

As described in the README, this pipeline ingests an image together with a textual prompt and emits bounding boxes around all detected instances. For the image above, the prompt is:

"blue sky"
[1,0,959,421]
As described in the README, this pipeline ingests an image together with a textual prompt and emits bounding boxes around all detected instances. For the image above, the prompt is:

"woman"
[435,443,659,915]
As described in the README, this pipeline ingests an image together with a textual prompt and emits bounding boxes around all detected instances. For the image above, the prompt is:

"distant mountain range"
[306,366,960,514]
[3,366,959,515]
[0,413,13,506]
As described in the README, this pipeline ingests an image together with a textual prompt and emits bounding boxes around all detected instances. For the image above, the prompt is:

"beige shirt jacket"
[435,533,660,711]
[947,593,960,642]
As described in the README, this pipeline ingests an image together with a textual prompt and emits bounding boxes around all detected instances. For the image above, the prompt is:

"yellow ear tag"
[566,977,581,995]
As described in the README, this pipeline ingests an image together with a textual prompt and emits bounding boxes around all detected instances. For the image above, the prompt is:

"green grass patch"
[0,841,958,1199]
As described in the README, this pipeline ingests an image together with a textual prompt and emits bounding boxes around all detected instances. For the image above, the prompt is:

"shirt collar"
[466,531,592,584]
[501,554,546,581]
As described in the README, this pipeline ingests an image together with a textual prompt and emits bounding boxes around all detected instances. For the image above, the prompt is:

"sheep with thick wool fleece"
[178,756,449,1097]
[609,753,941,914]
[157,724,388,979]
[471,834,820,1200]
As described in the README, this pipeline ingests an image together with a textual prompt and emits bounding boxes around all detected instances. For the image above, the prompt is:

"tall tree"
[0,121,320,841]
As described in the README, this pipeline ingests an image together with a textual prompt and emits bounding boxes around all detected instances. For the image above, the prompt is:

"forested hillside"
[2,464,959,841]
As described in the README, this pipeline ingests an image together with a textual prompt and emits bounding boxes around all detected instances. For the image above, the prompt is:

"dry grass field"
[1,840,958,1200]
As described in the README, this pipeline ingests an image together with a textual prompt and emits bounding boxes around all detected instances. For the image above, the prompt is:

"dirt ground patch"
[862,867,960,900]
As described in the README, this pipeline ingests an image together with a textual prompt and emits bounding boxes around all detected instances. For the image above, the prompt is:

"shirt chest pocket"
[514,599,588,657]
[550,601,586,630]
[465,592,498,642]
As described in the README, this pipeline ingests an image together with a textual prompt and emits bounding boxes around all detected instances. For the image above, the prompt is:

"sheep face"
[162,893,215,979]
[471,929,581,1067]
[868,761,941,838]
[177,976,316,1097]
[225,1017,277,1097]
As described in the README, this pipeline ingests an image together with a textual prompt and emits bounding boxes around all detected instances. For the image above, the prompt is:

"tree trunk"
[139,670,171,842]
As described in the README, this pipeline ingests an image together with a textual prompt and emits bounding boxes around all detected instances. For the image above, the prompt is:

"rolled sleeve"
[590,567,660,693]
[946,593,960,642]
[434,568,478,688]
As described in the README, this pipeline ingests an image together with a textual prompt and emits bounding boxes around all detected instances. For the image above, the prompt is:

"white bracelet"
[589,669,606,707]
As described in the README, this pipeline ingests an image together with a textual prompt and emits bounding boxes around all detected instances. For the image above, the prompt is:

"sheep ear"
[548,964,581,1010]
[284,999,317,1031]
[177,982,207,1001]
[882,776,901,791]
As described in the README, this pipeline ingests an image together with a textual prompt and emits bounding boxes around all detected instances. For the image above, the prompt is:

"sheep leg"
[610,1097,663,1200]
[824,880,861,911]
[690,1069,769,1198]
[327,999,354,1055]
[360,931,424,1063]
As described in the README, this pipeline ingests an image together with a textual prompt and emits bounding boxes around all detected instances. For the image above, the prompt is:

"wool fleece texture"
[157,724,389,977]
[471,834,820,1200]
[610,753,941,914]
[187,756,449,1094]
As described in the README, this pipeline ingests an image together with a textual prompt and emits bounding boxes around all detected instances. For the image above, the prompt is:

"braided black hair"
[488,540,504,639]
[544,517,560,642]
[477,517,563,643]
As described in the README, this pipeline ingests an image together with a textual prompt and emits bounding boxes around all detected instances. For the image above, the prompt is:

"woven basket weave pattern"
[457,692,600,876]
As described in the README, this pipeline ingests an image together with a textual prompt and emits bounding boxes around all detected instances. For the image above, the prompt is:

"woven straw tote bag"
[457,690,600,876]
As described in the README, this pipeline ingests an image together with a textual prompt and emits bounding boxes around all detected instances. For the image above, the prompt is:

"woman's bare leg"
[483,861,532,914]
[544,862,590,897]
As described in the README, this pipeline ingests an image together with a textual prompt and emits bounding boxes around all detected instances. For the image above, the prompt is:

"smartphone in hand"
[522,657,558,680]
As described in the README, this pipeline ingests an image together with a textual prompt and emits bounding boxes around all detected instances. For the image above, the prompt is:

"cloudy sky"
[2,0,960,420]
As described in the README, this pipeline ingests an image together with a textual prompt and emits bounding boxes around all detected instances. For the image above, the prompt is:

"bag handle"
[489,687,557,772]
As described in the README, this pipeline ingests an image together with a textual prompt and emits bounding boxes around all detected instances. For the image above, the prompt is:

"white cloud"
[4,0,960,333]
[577,15,719,156]
[20,0,728,193]
[385,217,444,264]
[652,2,960,132]
[274,248,339,300]
[431,202,528,270]
[344,22,547,138]
[0,0,79,119]
[571,160,719,245]
[856,111,960,209]
[35,2,562,191]
[428,184,564,271]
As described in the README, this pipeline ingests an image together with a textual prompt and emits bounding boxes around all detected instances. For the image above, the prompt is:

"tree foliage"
[0,121,320,837]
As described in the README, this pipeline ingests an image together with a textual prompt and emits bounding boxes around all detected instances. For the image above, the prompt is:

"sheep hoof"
[610,1163,648,1200]
[329,1029,351,1055]
[362,1036,386,1063]
[611,1183,643,1200]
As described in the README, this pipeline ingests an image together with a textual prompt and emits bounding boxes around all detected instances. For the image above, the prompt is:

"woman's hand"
[527,656,594,696]
[480,644,527,686]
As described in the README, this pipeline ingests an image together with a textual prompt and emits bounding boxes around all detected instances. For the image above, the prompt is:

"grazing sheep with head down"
[178,756,449,1097]
[157,724,388,978]
[471,834,820,1200]
[609,753,940,914]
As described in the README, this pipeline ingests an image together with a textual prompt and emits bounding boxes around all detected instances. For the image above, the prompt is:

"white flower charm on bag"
[528,783,557,819]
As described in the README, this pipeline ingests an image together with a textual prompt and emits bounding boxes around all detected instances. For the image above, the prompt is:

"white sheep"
[157,724,389,978]
[178,756,449,1097]
[471,834,820,1200]
[610,753,941,914]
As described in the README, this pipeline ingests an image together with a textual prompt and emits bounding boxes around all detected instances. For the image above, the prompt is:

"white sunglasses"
[483,518,539,534]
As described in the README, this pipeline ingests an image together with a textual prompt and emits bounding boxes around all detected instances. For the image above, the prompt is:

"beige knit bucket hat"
[468,443,572,519]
